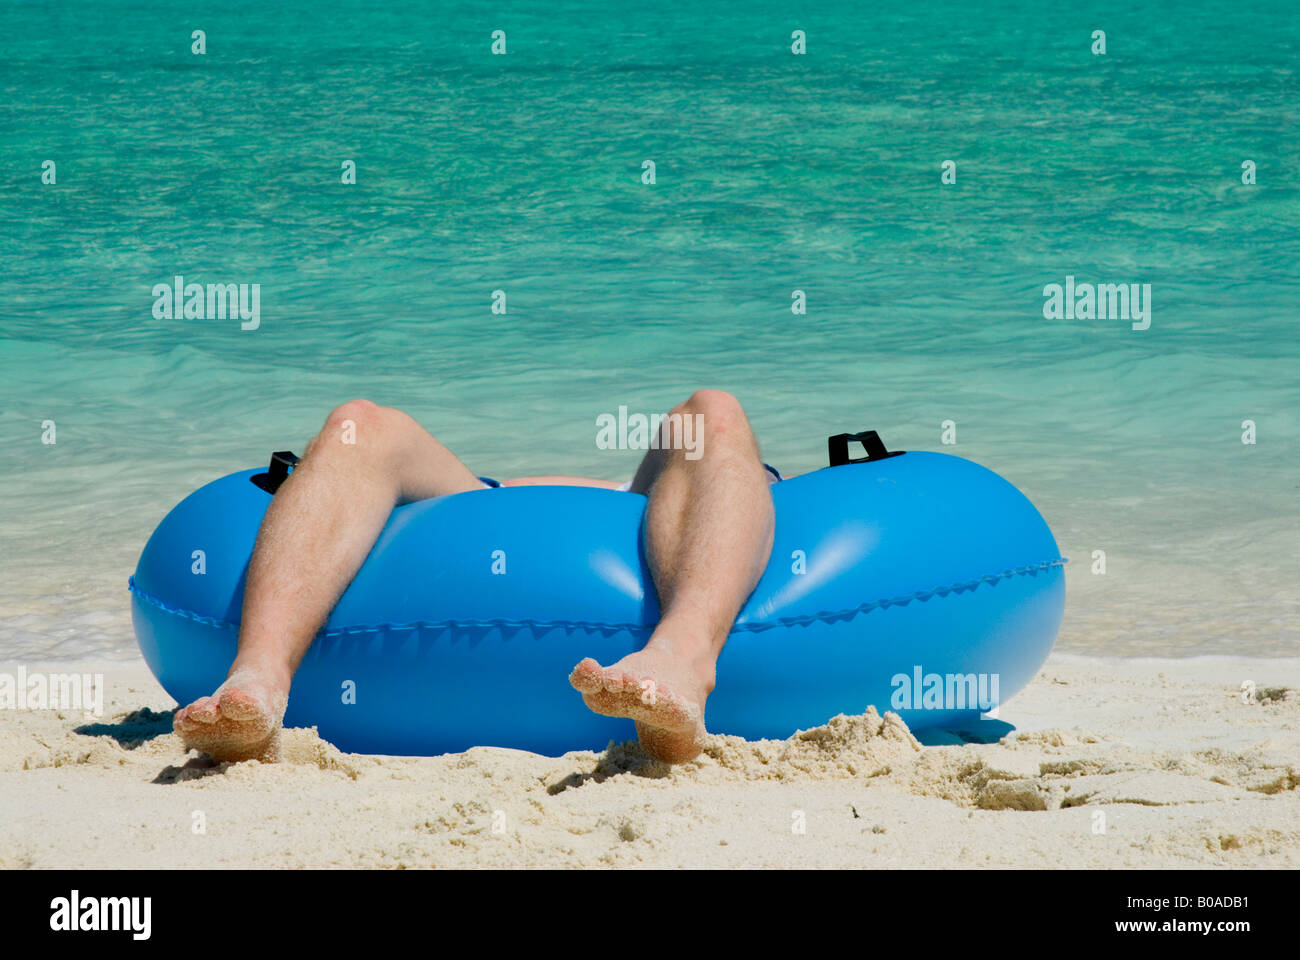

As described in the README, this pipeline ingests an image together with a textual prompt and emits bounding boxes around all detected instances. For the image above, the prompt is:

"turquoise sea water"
[2,1,1298,660]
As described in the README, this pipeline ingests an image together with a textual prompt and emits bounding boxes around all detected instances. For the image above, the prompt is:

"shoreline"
[1,653,1297,869]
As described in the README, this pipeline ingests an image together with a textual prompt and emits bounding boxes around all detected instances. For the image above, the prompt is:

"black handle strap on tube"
[827,430,905,467]
[250,450,300,494]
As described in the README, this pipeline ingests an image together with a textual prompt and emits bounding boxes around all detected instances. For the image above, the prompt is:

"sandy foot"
[570,647,711,763]
[173,668,288,762]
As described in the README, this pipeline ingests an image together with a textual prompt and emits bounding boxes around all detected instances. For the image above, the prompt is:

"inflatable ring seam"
[127,557,1065,637]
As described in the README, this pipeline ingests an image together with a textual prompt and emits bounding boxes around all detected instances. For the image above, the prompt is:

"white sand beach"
[1,653,1297,869]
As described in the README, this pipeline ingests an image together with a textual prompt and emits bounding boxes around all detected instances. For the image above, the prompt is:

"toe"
[568,658,606,692]
[218,687,263,722]
[601,669,633,695]
[183,696,220,724]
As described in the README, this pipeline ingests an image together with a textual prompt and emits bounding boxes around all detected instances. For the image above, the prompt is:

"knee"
[323,398,384,435]
[676,389,747,436]
[314,399,412,453]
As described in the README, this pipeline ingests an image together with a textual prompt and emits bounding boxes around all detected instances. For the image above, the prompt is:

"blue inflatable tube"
[130,435,1066,756]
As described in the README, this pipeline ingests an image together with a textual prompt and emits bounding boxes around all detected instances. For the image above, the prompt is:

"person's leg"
[569,390,775,763]
[173,399,483,761]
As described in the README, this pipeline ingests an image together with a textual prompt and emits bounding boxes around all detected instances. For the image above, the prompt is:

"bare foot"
[569,642,715,763]
[173,666,289,762]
